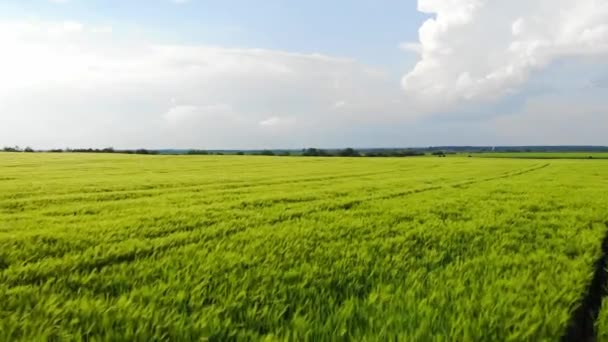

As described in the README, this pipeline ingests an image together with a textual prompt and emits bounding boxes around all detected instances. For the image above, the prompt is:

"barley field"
[1,153,608,341]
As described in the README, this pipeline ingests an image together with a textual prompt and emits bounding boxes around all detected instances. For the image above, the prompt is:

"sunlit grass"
[1,153,608,340]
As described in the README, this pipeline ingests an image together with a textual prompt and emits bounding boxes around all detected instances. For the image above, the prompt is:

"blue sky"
[0,0,426,69]
[0,0,607,149]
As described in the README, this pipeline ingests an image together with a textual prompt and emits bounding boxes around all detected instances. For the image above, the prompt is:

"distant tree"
[302,148,328,157]
[101,147,115,153]
[24,147,34,153]
[302,148,313,156]
[187,150,209,155]
[393,150,425,157]
[259,150,276,156]
[2,146,21,152]
[49,149,64,153]
[339,148,360,157]
[236,151,245,155]
[70,148,96,153]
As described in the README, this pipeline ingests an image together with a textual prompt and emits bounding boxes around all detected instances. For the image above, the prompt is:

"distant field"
[470,152,608,159]
[1,153,608,340]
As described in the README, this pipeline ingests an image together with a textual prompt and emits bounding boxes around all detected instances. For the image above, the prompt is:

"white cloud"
[164,104,234,124]
[403,0,608,110]
[399,42,423,55]
[91,26,113,34]
[490,90,608,145]
[332,101,347,109]
[259,116,296,128]
[61,21,83,32]
[0,19,403,149]
[2,1,608,149]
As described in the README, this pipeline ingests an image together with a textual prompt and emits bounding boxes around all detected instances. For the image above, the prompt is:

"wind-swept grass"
[1,154,608,340]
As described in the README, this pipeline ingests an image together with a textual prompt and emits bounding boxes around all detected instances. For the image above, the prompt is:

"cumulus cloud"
[402,0,608,110]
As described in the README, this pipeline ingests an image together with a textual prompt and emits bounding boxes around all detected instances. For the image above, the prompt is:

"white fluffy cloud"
[402,0,608,109]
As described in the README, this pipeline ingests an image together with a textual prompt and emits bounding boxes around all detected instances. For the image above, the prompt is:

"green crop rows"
[1,153,608,341]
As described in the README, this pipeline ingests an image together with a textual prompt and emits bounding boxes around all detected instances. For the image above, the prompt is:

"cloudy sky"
[0,0,607,149]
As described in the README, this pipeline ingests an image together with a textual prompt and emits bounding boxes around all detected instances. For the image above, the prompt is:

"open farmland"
[1,153,608,341]
[471,152,608,159]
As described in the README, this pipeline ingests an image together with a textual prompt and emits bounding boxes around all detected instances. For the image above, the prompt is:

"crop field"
[1,153,608,341]
[471,152,608,159]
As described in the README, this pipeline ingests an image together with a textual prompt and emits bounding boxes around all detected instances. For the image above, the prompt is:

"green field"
[1,153,608,340]
[471,152,608,159]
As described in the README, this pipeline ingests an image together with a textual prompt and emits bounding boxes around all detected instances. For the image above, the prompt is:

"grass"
[598,299,608,341]
[1,153,608,340]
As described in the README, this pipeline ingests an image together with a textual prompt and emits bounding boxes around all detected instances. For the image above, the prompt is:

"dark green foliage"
[302,148,329,156]
[134,149,158,155]
[186,150,209,155]
[365,150,425,157]
[2,146,21,152]
[338,148,360,157]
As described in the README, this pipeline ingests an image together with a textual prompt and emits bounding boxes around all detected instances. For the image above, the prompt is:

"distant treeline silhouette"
[4,145,608,157]
[299,148,426,157]
[186,148,427,157]
[2,146,159,155]
[2,146,429,157]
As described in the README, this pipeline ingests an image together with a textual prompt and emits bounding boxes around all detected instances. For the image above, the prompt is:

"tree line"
[187,148,429,157]
[1,146,447,158]
[1,146,159,155]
